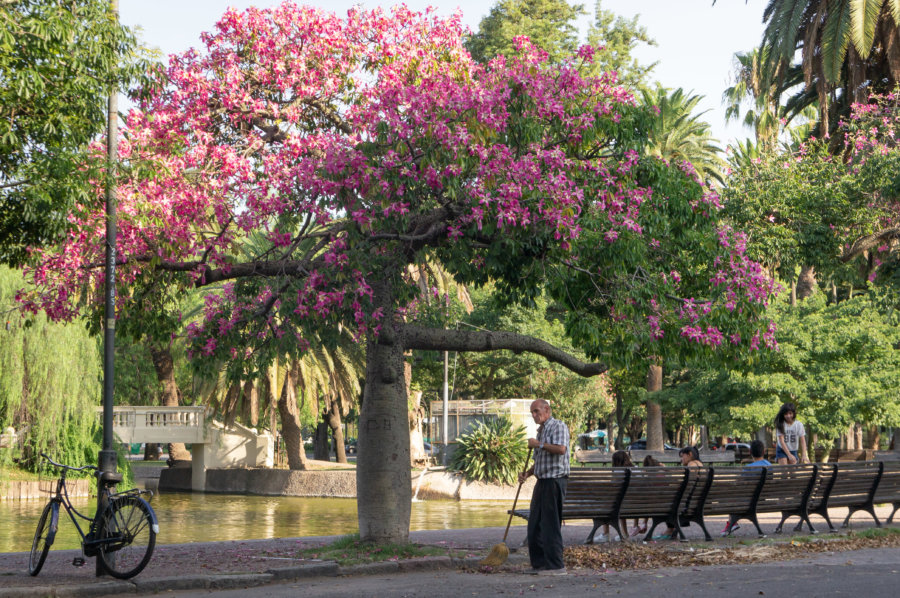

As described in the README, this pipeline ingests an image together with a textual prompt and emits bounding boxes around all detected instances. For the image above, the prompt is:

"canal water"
[0,492,521,553]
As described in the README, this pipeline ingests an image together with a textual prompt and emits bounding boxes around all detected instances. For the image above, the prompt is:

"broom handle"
[501,447,534,544]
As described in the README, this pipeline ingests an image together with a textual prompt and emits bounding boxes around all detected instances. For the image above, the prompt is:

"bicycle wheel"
[96,496,157,579]
[29,501,57,576]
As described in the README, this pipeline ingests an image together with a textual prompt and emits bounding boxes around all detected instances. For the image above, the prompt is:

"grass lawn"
[0,464,42,482]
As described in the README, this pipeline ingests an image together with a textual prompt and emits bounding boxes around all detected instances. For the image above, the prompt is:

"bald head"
[530,399,551,425]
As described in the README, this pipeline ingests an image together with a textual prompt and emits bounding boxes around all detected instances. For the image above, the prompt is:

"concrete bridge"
[97,406,274,491]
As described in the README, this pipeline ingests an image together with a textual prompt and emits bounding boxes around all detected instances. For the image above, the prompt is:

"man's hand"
[527,438,540,449]
[788,455,798,465]
[518,468,533,484]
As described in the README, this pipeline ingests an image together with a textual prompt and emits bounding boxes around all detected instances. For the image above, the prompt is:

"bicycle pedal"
[72,557,86,567]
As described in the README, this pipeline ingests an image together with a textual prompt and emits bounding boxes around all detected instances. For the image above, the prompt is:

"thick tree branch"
[401,324,608,377]
[842,227,900,262]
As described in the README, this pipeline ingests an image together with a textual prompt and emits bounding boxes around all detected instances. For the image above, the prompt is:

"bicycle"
[28,453,158,579]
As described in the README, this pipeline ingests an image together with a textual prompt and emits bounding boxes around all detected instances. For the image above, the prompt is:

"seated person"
[722,440,770,536]
[746,439,771,467]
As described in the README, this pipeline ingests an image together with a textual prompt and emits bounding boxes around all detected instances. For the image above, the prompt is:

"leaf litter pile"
[564,530,900,572]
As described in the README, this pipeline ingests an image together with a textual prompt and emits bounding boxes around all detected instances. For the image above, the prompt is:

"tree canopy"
[0,0,152,266]
[19,3,776,543]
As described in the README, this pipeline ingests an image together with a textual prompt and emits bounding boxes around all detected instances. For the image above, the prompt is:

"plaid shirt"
[533,417,570,479]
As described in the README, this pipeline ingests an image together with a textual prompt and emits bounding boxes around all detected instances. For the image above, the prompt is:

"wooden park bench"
[511,460,895,544]
[576,449,735,466]
[511,467,690,544]
[677,466,766,541]
[873,461,900,524]
[807,461,884,532]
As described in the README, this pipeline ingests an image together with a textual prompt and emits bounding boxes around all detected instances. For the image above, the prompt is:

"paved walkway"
[1,506,896,597]
[148,547,900,598]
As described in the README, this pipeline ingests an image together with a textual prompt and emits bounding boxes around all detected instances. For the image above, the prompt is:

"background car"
[627,439,678,451]
[722,442,752,461]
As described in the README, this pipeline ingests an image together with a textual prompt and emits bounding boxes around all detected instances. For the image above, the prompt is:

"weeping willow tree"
[0,266,102,472]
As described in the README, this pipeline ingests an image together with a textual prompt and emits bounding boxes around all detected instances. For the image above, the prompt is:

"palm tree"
[722,47,805,147]
[297,333,364,464]
[638,86,726,184]
[755,0,900,134]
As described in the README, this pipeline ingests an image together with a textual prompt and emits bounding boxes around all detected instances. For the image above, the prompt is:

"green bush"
[450,417,528,485]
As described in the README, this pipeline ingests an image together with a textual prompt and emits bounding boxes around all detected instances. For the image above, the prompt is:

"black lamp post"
[97,0,120,576]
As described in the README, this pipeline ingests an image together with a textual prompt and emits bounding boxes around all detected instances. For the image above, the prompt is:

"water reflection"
[0,492,520,553]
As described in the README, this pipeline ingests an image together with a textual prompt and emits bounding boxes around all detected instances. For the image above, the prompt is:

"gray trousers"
[527,477,567,570]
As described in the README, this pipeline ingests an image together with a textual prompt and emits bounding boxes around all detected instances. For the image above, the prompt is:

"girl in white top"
[774,402,809,465]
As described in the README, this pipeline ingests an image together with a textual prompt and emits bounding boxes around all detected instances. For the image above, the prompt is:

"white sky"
[119,0,769,147]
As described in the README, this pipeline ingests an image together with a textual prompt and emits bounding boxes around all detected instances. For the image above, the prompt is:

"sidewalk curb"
[0,554,520,597]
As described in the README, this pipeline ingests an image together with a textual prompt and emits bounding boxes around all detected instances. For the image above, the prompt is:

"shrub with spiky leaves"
[450,417,528,485]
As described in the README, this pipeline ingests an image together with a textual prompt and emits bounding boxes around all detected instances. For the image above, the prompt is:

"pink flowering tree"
[22,3,775,543]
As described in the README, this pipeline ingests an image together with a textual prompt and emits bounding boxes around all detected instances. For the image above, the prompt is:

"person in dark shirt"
[518,399,570,576]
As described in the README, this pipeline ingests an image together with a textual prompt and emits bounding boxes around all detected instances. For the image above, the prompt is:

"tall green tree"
[0,0,153,265]
[583,0,656,87]
[466,0,656,88]
[465,0,585,64]
[659,292,900,451]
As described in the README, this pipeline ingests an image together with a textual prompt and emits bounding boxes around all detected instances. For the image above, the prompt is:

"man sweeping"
[519,399,570,576]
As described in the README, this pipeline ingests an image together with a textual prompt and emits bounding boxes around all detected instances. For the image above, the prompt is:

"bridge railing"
[97,406,209,444]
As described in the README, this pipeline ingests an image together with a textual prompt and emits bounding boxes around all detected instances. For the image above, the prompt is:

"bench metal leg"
[820,510,837,533]
[774,512,790,534]
[747,514,766,537]
[888,503,898,524]
[843,505,881,528]
[644,516,666,541]
[695,518,712,542]
[584,519,603,545]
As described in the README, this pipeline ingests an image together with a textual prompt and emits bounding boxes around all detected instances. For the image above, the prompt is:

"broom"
[479,447,533,567]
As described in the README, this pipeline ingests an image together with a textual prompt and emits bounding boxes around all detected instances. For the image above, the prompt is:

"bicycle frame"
[31,454,158,579]
[43,458,152,557]
[46,468,108,554]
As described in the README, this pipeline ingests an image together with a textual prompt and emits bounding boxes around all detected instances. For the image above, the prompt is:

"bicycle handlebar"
[40,453,98,473]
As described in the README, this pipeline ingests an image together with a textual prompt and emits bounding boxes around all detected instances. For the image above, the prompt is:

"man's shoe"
[538,568,567,576]
[526,568,542,575]
[594,533,608,542]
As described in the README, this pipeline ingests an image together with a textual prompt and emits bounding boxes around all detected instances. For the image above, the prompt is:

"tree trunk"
[245,380,259,428]
[853,423,863,450]
[614,389,626,450]
[143,443,160,460]
[867,425,880,450]
[408,390,428,463]
[645,364,664,451]
[796,266,817,300]
[357,279,411,544]
[324,399,347,463]
[790,279,797,307]
[265,363,279,434]
[700,425,709,451]
[277,362,308,470]
[148,344,191,462]
[314,419,330,461]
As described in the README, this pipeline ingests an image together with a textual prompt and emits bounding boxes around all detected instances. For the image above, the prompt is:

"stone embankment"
[156,465,533,500]
[0,479,91,501]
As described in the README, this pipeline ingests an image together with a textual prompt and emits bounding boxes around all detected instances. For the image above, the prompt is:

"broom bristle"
[479,542,510,567]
